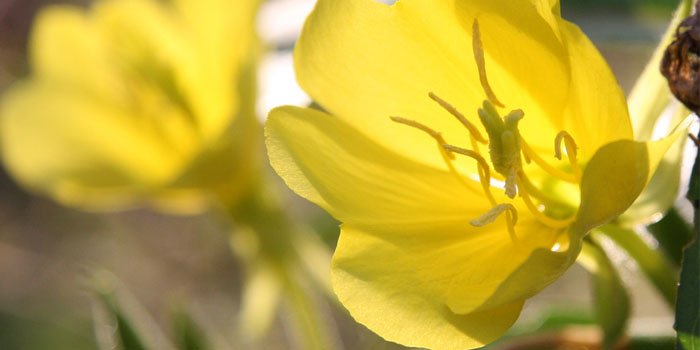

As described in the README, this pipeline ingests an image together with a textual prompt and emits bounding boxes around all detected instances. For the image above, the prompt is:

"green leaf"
[597,224,678,306]
[649,207,694,266]
[95,292,147,350]
[676,235,700,350]
[578,240,631,350]
[171,308,209,350]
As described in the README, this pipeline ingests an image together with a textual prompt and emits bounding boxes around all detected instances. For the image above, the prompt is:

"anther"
[554,131,582,181]
[472,19,504,108]
[470,203,518,226]
[469,203,518,227]
[390,116,482,194]
[428,92,488,144]
[390,116,455,160]
[470,203,519,241]
[441,144,491,179]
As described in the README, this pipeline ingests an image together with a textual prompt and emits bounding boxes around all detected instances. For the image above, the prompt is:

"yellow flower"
[265,0,691,349]
[0,0,260,213]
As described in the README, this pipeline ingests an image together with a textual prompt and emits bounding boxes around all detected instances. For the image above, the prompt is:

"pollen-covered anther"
[428,92,488,145]
[470,203,518,241]
[390,116,455,160]
[470,203,518,226]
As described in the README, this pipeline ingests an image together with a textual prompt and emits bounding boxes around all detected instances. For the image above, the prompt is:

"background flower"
[0,0,261,213]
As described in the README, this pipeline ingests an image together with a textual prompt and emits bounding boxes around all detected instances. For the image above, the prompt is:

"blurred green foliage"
[0,312,95,350]
[649,208,694,266]
[171,308,210,350]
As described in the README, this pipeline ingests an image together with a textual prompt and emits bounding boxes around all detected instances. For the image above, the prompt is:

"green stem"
[675,126,700,349]
[280,266,333,350]
[578,239,630,350]
[222,181,336,350]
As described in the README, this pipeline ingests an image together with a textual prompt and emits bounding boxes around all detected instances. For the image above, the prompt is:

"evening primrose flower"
[0,0,260,212]
[265,0,692,349]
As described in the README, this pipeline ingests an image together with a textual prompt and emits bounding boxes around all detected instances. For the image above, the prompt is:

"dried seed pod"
[661,3,700,115]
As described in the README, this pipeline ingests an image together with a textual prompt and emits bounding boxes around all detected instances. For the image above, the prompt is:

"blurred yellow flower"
[265,0,691,349]
[1,0,260,212]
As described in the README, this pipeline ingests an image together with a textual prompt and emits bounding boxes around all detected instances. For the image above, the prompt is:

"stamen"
[389,117,517,241]
[390,117,480,194]
[390,116,455,160]
[519,171,566,208]
[428,92,488,145]
[470,203,518,226]
[521,140,577,183]
[472,19,504,108]
[554,131,582,181]
[441,144,497,206]
[470,203,518,241]
[516,173,574,228]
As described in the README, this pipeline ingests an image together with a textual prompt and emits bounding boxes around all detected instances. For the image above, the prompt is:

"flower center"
[389,19,582,242]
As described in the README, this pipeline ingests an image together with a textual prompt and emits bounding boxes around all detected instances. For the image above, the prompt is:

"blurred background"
[0,0,691,349]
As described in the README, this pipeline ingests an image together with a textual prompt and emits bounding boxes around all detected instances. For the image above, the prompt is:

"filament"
[389,117,480,193]
[428,92,488,145]
[441,143,497,206]
[521,139,577,183]
[472,19,504,108]
[517,173,573,228]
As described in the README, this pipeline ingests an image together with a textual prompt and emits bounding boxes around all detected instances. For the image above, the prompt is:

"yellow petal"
[91,0,243,142]
[532,0,562,40]
[266,105,491,229]
[294,0,572,172]
[333,225,524,350]
[618,106,691,226]
[3,0,260,212]
[557,20,633,161]
[174,0,259,73]
[172,0,261,140]
[573,116,693,235]
[266,105,572,321]
[0,81,181,209]
[30,6,121,100]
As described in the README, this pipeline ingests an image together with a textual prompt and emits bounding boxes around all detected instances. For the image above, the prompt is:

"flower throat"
[390,19,581,242]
